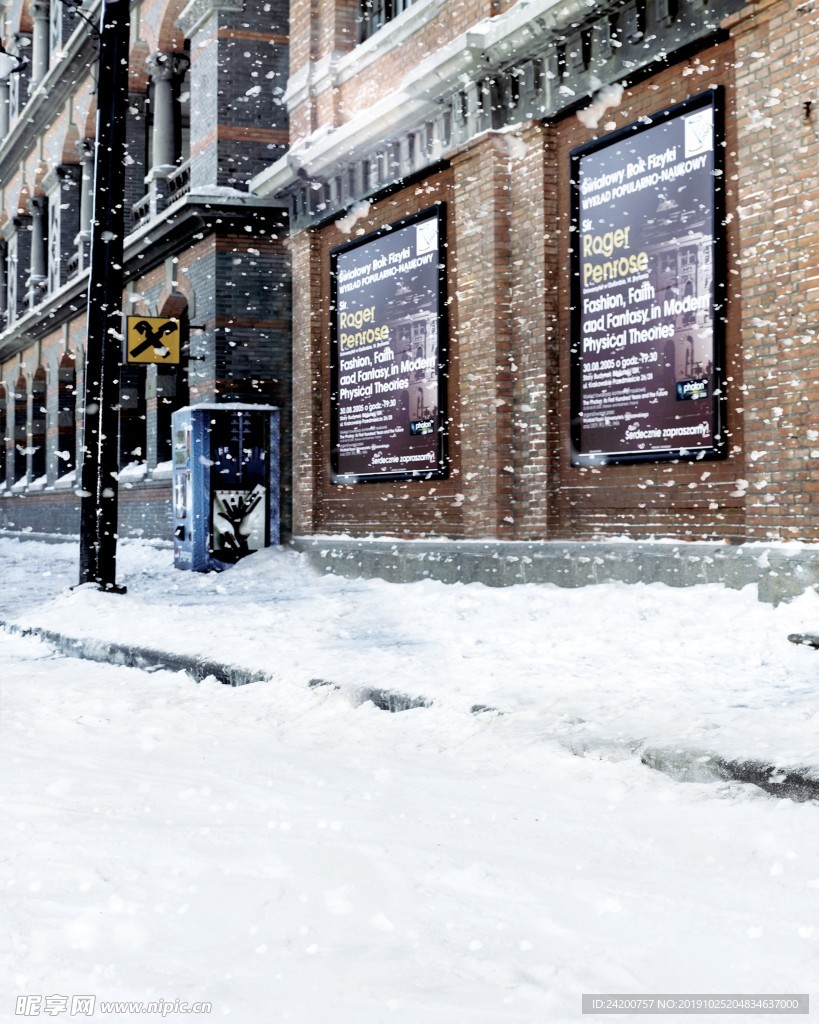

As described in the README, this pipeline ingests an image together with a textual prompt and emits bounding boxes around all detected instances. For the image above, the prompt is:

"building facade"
[4,0,819,598]
[0,0,291,538]
[245,0,819,594]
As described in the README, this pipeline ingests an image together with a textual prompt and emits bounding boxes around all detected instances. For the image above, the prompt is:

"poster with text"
[570,91,726,464]
[330,205,447,482]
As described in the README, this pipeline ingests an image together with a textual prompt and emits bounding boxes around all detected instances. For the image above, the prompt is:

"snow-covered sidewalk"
[3,536,819,1022]
[2,535,819,777]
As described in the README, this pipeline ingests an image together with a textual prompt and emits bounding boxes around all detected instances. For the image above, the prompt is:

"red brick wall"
[451,135,515,539]
[292,167,471,538]
[289,0,318,72]
[292,45,748,543]
[509,123,555,539]
[728,0,819,542]
[290,227,324,535]
[551,39,747,542]
[290,11,819,545]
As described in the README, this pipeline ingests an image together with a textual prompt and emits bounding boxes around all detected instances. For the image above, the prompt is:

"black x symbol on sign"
[129,319,179,359]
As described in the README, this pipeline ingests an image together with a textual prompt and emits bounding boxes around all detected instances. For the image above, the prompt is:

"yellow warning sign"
[125,316,181,365]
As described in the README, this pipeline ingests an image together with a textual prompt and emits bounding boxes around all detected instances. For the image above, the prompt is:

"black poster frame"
[329,203,449,484]
[569,89,727,466]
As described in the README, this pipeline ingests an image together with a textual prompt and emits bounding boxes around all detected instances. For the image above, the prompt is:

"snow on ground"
[1,536,819,771]
[2,537,819,1021]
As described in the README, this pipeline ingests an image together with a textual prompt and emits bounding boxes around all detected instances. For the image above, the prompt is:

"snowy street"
[2,538,819,1021]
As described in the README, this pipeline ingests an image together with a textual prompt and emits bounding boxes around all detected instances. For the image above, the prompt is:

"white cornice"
[252,0,600,198]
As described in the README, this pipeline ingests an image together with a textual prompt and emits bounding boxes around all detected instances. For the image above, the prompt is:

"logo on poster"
[416,218,438,256]
[676,378,709,401]
[684,109,713,157]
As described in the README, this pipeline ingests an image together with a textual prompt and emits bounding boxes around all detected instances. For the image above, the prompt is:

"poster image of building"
[651,235,714,386]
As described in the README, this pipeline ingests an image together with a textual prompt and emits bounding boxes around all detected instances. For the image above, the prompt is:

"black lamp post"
[77,0,130,590]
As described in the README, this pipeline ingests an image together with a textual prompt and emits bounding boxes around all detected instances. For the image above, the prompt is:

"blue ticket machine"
[171,403,280,571]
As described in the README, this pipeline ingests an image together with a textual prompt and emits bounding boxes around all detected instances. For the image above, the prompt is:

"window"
[119,365,146,468]
[0,383,6,487]
[155,363,188,465]
[358,0,416,42]
[154,304,190,465]
[7,34,31,123]
[57,352,76,476]
[6,232,18,324]
[49,0,75,60]
[13,375,26,483]
[30,368,46,483]
[46,166,81,294]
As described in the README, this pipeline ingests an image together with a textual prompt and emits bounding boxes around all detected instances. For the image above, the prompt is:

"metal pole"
[78,0,129,590]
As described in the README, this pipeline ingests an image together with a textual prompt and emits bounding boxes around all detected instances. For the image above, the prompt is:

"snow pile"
[2,536,818,771]
[2,538,819,1021]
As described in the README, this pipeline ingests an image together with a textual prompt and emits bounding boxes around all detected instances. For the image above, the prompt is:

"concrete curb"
[0,619,269,687]
[4,618,817,802]
[637,746,819,803]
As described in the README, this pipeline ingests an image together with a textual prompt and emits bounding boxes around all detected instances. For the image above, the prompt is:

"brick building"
[0,0,291,538]
[246,0,819,597]
[5,0,819,599]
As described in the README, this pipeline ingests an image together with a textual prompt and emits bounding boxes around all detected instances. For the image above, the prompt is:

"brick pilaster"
[729,0,819,541]
[290,227,324,535]
[452,133,516,538]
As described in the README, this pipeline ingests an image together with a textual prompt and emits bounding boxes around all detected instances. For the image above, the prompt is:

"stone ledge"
[291,536,819,605]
